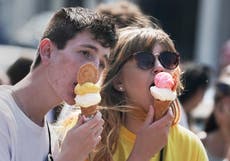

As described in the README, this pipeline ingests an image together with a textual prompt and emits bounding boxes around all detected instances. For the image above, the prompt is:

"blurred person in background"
[178,62,212,130]
[0,7,117,161]
[6,57,33,85]
[96,0,160,29]
[201,65,230,161]
[0,69,9,85]
[218,39,230,75]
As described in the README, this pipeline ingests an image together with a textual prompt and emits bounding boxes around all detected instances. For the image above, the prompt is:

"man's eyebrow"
[79,44,98,52]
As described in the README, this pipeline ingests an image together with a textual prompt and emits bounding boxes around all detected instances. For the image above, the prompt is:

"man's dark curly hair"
[31,7,117,69]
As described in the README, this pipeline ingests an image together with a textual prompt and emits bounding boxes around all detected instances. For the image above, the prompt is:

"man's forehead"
[79,44,98,51]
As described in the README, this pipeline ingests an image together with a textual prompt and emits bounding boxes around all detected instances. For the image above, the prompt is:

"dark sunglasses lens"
[134,52,155,70]
[159,52,179,70]
[217,83,230,95]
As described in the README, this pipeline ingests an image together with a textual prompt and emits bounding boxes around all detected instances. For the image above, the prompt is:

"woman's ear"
[39,38,53,65]
[112,75,125,92]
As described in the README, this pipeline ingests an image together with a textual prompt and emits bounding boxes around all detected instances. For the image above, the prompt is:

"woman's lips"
[149,81,155,89]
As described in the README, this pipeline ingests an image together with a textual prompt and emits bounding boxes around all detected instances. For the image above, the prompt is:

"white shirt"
[0,85,50,161]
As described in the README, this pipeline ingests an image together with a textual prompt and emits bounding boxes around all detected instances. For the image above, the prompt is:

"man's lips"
[73,82,77,86]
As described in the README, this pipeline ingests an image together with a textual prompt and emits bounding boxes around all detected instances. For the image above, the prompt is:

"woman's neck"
[125,113,145,134]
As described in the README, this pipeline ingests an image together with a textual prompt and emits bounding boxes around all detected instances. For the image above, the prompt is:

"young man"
[0,7,117,161]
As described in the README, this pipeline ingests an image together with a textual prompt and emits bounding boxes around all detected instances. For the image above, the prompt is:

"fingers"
[71,111,104,139]
[94,125,103,137]
[95,135,102,146]
[153,108,174,128]
[67,112,104,148]
[84,125,103,148]
[61,112,104,158]
[84,113,103,147]
[78,112,103,129]
[90,114,104,135]
[88,112,104,129]
[143,105,154,127]
[94,111,102,120]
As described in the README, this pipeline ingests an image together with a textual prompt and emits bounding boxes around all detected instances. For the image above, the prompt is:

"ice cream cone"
[75,63,101,119]
[80,105,97,118]
[153,99,172,121]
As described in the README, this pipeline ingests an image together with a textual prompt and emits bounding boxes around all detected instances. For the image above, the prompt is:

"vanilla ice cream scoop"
[74,82,101,108]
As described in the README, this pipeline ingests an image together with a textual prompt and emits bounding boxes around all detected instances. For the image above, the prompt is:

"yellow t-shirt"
[113,125,208,161]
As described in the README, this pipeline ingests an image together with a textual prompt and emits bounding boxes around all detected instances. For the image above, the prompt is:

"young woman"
[92,27,208,161]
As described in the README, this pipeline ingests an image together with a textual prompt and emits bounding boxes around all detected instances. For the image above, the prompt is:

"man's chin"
[70,102,76,106]
[64,99,75,106]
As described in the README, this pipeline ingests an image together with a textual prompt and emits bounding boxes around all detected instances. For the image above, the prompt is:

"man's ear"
[39,38,54,65]
[112,75,125,92]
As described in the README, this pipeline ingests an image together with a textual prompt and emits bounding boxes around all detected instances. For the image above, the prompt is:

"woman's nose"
[152,60,164,74]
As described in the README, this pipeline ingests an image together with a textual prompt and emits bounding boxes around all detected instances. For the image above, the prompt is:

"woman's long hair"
[92,27,182,161]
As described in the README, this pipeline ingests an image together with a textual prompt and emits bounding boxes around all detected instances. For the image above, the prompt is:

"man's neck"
[12,72,59,126]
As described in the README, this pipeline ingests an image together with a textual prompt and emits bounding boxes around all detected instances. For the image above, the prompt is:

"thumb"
[143,105,154,127]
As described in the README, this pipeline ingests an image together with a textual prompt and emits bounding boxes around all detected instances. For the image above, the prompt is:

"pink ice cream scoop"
[154,72,175,90]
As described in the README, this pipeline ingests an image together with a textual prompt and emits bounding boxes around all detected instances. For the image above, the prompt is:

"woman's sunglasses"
[216,82,230,95]
[124,51,180,70]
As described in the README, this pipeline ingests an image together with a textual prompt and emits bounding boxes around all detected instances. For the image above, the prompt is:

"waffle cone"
[153,99,172,121]
[80,105,97,117]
